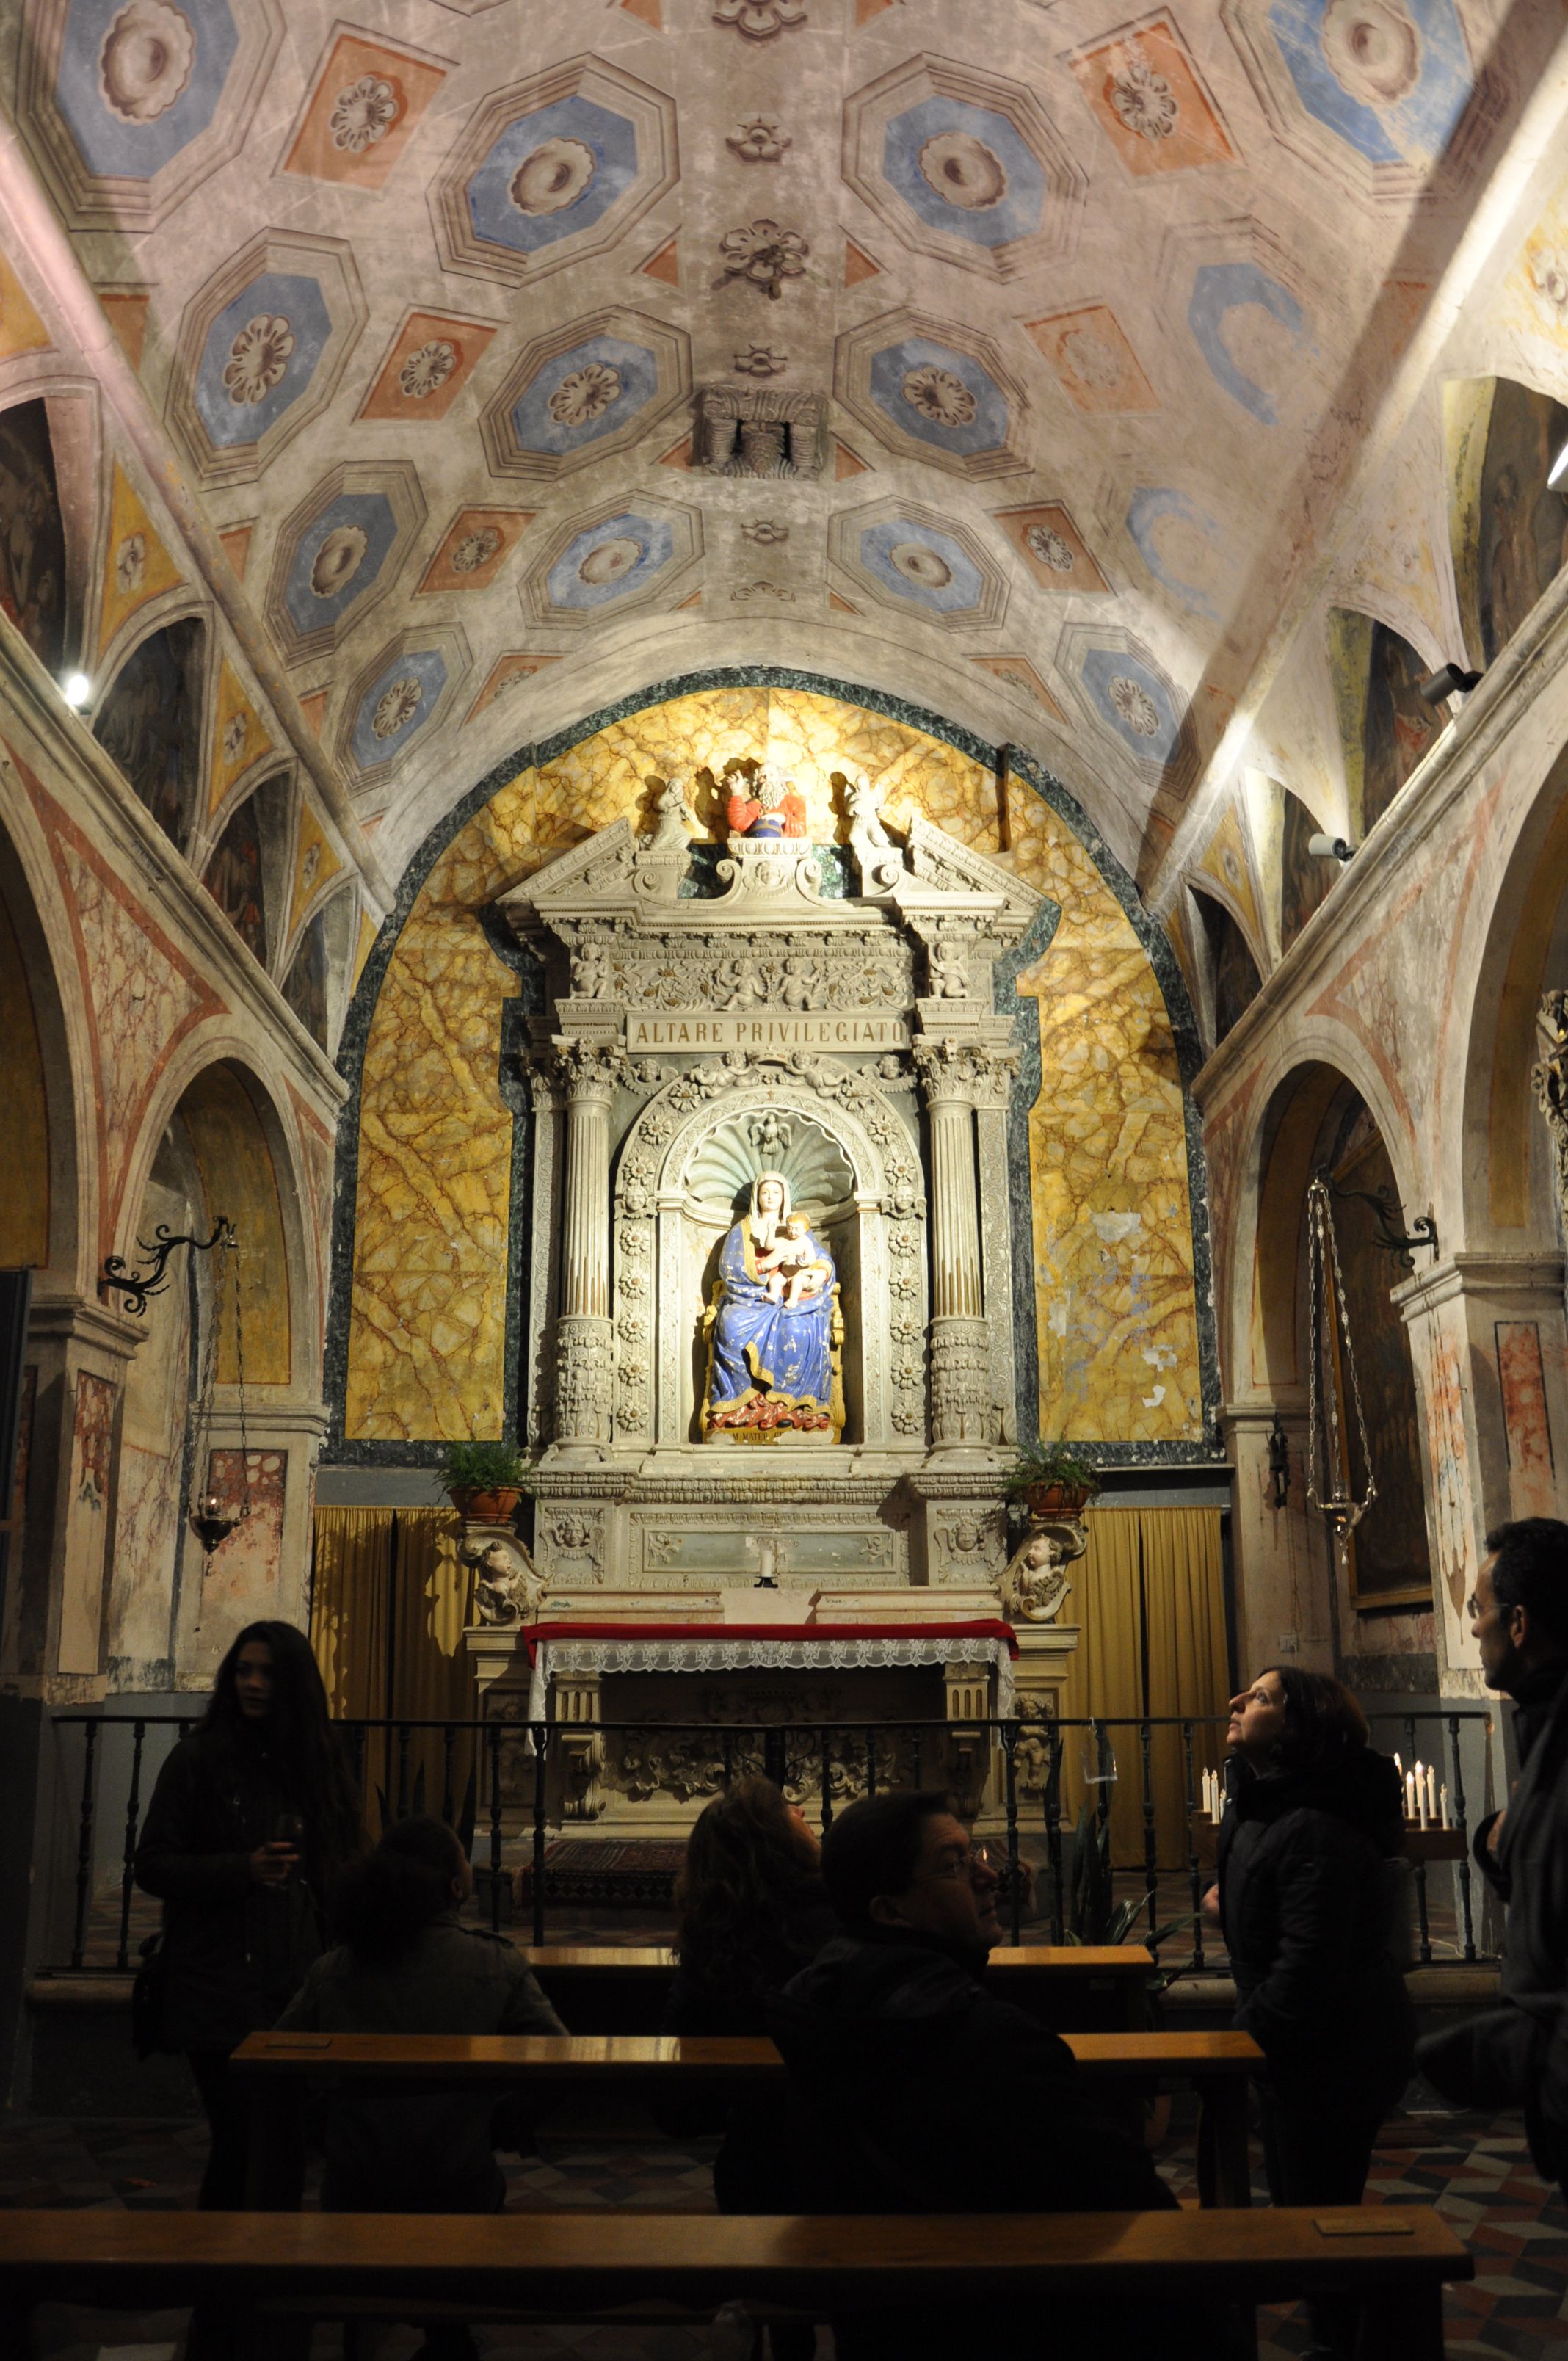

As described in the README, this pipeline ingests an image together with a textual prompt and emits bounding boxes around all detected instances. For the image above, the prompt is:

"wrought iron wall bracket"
[1313,1168,1437,1273]
[100,1219,233,1316]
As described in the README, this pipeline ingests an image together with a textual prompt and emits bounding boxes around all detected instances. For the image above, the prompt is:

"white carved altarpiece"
[464,794,1077,1829]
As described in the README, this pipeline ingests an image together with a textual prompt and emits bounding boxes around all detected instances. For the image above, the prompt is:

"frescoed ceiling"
[5,0,1565,896]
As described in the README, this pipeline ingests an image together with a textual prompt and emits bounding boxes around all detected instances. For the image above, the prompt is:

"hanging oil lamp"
[187,1224,253,1557]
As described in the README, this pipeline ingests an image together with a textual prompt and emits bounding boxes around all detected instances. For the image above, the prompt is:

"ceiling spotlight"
[62,672,91,710]
[1417,663,1481,705]
[1307,832,1355,863]
[1549,439,1568,490]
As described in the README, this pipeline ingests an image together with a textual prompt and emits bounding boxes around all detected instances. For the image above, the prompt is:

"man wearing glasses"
[1418,1519,1568,2194]
[768,1791,1228,2358]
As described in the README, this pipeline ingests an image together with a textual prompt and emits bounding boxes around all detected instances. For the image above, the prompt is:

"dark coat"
[765,1934,1237,2361]
[277,1915,564,2208]
[656,1881,839,2171]
[1218,1748,1415,2117]
[767,1930,1175,2216]
[132,1725,330,2053]
[1418,1668,1568,2180]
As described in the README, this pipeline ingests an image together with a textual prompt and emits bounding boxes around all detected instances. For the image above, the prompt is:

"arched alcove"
[200,773,290,968]
[109,1055,298,1691]
[1251,1059,1434,1689]
[0,808,81,1283]
[0,398,67,678]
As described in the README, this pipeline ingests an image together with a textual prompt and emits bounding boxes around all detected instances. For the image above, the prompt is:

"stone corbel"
[554,1668,606,1821]
[461,1527,542,1627]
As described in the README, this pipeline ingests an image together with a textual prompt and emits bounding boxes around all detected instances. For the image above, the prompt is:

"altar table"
[523,1618,1020,1726]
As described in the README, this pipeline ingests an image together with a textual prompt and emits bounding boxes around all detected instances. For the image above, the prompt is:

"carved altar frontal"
[468,785,1076,1831]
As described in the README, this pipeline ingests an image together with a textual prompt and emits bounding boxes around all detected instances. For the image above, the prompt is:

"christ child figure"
[755,1214,832,1308]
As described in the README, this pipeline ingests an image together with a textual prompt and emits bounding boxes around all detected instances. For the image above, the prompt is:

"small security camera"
[1417,663,1481,706]
[1306,833,1354,863]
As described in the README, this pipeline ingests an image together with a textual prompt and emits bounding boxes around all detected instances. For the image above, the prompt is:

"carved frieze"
[696,385,827,477]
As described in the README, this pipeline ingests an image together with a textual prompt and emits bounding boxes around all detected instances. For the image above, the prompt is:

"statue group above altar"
[703,1172,842,1440]
[727,761,807,841]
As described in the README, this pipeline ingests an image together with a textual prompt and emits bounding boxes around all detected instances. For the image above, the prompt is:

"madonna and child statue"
[702,1172,843,1440]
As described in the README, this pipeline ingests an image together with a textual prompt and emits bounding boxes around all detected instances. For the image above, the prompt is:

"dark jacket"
[277,1915,564,2209]
[133,1726,331,2052]
[767,1929,1175,2216]
[657,1882,840,2169]
[1218,1748,1415,2116]
[1418,1665,1568,2180]
[766,1933,1239,2361]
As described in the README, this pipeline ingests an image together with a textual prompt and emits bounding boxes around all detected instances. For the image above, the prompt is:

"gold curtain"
[1053,1506,1230,1870]
[1141,1507,1230,1865]
[309,1506,474,1836]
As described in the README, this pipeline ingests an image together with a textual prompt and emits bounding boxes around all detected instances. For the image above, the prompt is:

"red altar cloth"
[520,1618,1020,1662]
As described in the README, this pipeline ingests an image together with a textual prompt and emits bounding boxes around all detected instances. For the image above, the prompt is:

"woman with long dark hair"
[1211,1666,1414,2350]
[278,1814,562,2214]
[668,1774,837,2037]
[134,1620,360,2207]
[662,1775,837,2255]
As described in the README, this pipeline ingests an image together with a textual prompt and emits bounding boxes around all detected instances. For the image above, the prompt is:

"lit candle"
[1405,1771,1417,1820]
[1417,1763,1430,1829]
[1394,1752,1404,1779]
[1211,1771,1222,1824]
[1440,1785,1451,1830]
[1426,1765,1437,1822]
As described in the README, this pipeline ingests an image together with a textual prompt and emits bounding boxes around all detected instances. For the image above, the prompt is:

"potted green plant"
[440,1440,530,1524]
[1001,1438,1102,1520]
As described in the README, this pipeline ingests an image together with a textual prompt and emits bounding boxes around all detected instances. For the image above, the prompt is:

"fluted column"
[553,1042,620,1448]
[916,1045,992,1447]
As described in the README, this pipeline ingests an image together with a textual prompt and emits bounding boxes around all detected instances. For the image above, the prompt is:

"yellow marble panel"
[345,687,1202,1444]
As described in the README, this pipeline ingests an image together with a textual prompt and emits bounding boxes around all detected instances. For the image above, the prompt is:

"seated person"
[768,1790,1236,2361]
[755,1214,832,1309]
[277,1816,563,2219]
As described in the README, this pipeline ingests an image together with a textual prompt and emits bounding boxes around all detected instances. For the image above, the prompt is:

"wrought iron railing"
[43,1705,1492,1980]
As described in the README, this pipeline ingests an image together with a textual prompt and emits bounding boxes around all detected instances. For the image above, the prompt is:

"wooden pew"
[231,2025,1260,2211]
[524,1943,1156,2034]
[0,2202,1472,2360]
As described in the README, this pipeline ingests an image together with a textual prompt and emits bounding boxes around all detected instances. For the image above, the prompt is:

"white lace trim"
[527,1636,1015,1724]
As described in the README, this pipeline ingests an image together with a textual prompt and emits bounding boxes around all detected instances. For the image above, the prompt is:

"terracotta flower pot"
[1023,1481,1094,1519]
[447,1485,523,1524]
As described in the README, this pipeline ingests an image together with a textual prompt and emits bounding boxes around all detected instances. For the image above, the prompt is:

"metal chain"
[1304,1175,1376,1535]
[227,1233,253,1526]
[189,1252,219,1511]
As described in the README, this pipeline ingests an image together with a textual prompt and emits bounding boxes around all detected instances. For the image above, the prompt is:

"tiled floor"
[3,2100,1564,2358]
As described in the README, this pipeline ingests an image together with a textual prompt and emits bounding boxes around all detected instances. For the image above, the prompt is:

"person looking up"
[769,1791,1231,2361]
[1418,1520,1568,2194]
[1209,1666,1413,2354]
[278,1815,564,2215]
[134,1620,360,2210]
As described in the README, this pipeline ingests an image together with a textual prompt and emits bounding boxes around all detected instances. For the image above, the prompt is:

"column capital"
[552,1039,631,1106]
[1392,1252,1567,1320]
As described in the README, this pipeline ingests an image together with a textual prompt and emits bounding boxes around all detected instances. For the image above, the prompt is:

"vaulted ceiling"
[8,0,1566,899]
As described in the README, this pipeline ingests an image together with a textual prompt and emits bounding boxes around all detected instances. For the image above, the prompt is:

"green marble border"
[322,665,1220,1466]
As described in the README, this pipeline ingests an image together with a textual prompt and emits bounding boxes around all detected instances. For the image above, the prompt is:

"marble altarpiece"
[461,767,1079,1832]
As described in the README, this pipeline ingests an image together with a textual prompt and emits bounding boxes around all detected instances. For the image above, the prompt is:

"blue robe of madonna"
[708,1219,835,1410]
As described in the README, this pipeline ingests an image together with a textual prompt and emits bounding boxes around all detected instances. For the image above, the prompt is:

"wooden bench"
[231,2026,1260,2211]
[524,1943,1156,2034]
[0,2202,1473,2360]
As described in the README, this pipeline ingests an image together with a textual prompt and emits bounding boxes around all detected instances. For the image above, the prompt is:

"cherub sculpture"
[463,1536,541,1627]
[999,1530,1079,1625]
[837,766,902,892]
[645,766,698,850]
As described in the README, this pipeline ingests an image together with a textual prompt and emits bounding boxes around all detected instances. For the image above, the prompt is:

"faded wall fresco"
[189,1449,288,1678]
[0,883,50,1266]
[1477,379,1568,663]
[345,686,1205,1448]
[58,1369,115,1676]
[1363,622,1442,831]
[0,399,66,675]
[283,911,329,1049]
[1194,891,1262,1044]
[93,617,205,855]
[202,793,267,962]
